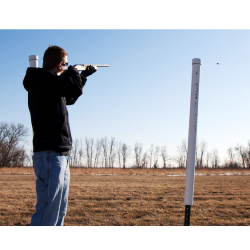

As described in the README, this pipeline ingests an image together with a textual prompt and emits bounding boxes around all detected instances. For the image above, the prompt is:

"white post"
[28,55,38,140]
[184,58,201,225]
[29,55,39,68]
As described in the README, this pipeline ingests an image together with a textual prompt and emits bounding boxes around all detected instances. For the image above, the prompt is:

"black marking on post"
[184,205,191,226]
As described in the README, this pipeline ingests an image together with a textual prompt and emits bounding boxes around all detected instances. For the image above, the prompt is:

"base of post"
[184,205,191,226]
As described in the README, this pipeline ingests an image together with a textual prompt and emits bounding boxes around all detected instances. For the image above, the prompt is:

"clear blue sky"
[1,29,250,164]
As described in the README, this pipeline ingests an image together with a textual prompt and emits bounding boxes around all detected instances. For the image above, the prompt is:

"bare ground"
[0,168,250,226]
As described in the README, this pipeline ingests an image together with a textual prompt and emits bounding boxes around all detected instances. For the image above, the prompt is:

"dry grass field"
[0,167,250,226]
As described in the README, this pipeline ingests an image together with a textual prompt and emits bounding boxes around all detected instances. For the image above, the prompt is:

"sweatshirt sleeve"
[65,74,87,105]
[38,66,84,99]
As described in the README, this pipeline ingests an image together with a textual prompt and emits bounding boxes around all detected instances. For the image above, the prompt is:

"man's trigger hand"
[81,65,97,77]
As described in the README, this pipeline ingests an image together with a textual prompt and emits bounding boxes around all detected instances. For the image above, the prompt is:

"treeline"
[1,122,250,169]
[69,137,166,169]
[58,137,250,169]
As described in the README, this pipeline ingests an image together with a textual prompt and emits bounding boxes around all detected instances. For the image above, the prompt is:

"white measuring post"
[184,58,201,226]
[29,55,39,68]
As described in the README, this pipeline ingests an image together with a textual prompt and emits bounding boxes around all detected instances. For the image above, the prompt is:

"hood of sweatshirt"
[23,67,45,91]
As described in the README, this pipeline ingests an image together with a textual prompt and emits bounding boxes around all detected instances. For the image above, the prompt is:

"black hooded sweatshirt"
[23,66,87,154]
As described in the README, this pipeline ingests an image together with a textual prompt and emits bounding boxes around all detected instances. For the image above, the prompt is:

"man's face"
[61,56,68,71]
[57,56,68,74]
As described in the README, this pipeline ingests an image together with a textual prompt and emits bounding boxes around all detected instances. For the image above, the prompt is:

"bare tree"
[94,139,102,168]
[153,146,160,168]
[71,138,79,166]
[11,146,29,167]
[0,122,8,145]
[211,149,220,168]
[110,151,116,168]
[149,144,154,168]
[196,141,207,168]
[78,139,84,166]
[101,137,108,168]
[176,139,187,168]
[0,123,29,167]
[108,137,116,168]
[89,138,94,168]
[121,143,129,169]
[246,141,250,168]
[85,137,90,168]
[205,152,211,168]
[161,146,167,168]
[226,147,237,168]
[116,141,122,168]
[134,142,143,168]
[141,151,148,168]
[84,137,94,168]
[225,141,250,168]
[235,144,247,168]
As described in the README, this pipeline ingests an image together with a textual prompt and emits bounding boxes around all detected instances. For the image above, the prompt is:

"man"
[23,45,96,226]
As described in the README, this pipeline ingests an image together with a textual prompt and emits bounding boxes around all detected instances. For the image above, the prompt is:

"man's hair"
[43,45,68,70]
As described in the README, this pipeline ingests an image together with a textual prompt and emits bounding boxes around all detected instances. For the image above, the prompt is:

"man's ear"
[58,62,62,70]
[57,62,64,75]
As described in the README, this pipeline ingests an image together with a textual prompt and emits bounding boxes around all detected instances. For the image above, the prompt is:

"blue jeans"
[30,150,70,226]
